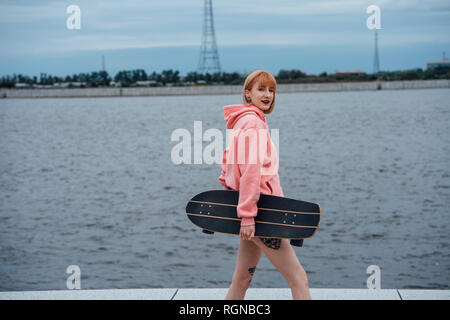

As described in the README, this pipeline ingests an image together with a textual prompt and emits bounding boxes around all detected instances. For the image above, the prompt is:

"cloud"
[0,0,449,55]
[215,0,450,16]
[0,1,63,23]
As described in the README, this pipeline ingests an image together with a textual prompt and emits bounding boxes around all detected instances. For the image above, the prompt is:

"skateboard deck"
[186,190,321,246]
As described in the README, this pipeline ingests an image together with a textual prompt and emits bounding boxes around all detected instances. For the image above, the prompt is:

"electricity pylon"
[198,0,221,74]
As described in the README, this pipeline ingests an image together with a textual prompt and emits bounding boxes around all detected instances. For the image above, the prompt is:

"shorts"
[260,237,281,250]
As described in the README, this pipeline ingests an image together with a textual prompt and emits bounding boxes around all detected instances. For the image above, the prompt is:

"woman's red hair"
[242,70,277,114]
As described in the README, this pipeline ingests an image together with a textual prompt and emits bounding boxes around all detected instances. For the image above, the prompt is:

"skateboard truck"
[290,239,303,247]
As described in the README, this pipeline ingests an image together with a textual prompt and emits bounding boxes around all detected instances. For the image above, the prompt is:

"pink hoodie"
[218,104,284,226]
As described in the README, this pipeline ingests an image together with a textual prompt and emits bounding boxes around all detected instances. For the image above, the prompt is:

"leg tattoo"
[247,266,256,286]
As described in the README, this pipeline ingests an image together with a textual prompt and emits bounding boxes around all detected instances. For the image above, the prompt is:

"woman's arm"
[236,126,262,227]
[237,162,261,226]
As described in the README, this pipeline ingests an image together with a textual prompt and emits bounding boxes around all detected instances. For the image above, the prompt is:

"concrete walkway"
[0,288,448,300]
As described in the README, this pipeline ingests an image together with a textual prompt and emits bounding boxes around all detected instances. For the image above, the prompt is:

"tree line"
[1,67,449,88]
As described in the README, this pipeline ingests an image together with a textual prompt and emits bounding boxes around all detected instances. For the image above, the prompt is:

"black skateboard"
[186,190,321,247]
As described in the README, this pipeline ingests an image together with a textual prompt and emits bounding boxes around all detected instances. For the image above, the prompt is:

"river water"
[0,88,449,291]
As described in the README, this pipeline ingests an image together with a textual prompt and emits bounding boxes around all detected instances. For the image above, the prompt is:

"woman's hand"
[239,225,255,240]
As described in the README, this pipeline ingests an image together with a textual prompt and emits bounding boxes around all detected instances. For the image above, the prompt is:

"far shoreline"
[1,79,449,99]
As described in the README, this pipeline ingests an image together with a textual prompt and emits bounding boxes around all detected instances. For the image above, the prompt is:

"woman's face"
[246,80,274,112]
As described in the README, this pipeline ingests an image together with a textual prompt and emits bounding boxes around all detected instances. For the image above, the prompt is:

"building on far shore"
[135,80,157,87]
[52,82,85,88]
[15,82,30,88]
[16,82,86,89]
[334,69,365,74]
[426,58,450,70]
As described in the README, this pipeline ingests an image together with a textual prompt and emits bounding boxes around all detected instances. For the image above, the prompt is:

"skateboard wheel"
[202,229,214,235]
[290,239,304,247]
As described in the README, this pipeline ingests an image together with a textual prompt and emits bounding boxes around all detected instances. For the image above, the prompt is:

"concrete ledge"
[311,289,401,300]
[0,288,177,300]
[174,288,402,300]
[0,288,448,300]
[398,290,450,300]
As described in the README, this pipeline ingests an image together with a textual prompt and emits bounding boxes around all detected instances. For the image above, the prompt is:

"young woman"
[218,70,311,300]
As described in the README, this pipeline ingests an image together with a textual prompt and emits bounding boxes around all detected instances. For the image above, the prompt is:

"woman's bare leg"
[251,238,311,300]
[225,239,263,300]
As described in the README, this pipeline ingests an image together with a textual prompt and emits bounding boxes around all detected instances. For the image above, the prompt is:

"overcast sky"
[1,0,449,77]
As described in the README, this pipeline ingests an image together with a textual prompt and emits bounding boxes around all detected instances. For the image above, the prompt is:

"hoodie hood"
[223,104,266,129]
